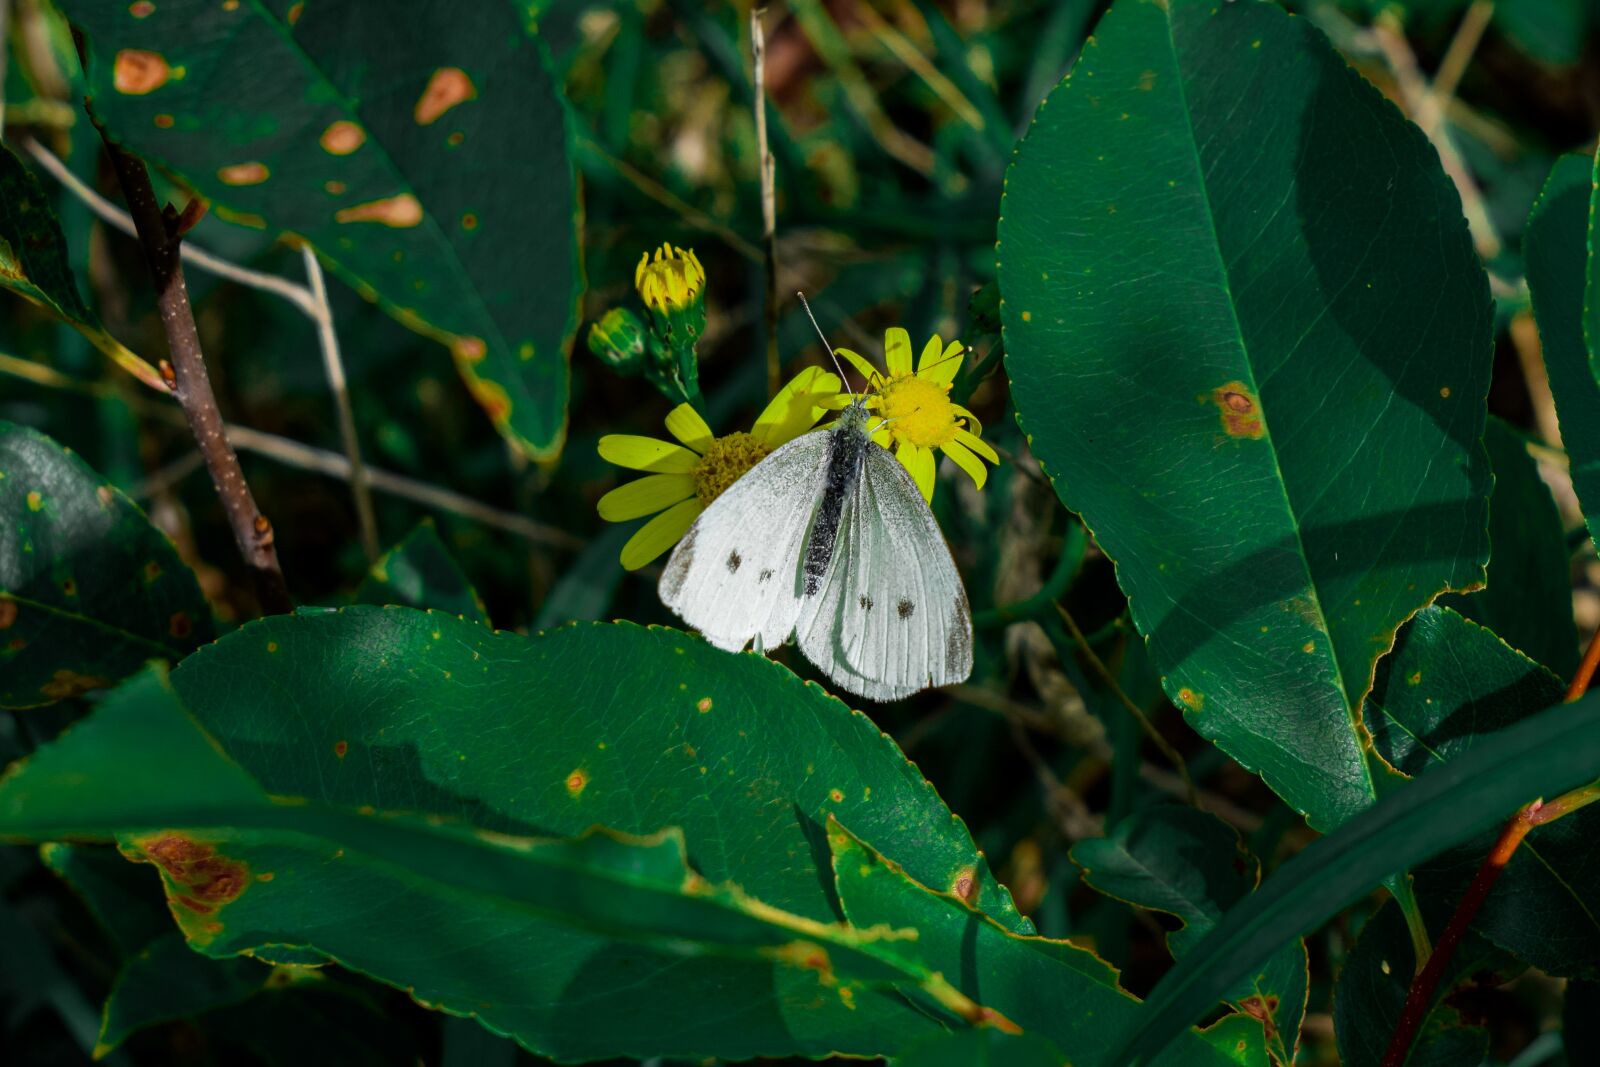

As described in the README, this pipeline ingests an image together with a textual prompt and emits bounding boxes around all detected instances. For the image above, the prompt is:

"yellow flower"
[635,243,705,312]
[597,367,842,569]
[834,328,999,501]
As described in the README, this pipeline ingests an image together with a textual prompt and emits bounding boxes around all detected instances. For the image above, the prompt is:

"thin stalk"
[93,122,291,614]
[301,245,378,562]
[751,5,780,397]
[1053,601,1197,805]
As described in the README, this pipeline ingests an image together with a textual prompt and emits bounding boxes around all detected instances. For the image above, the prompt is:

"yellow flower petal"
[897,440,936,502]
[835,348,882,394]
[953,405,984,438]
[597,435,701,473]
[884,327,913,376]
[920,339,964,386]
[955,427,999,464]
[664,403,715,453]
[751,366,842,447]
[918,334,943,371]
[597,473,697,522]
[620,498,702,571]
[940,439,988,491]
[871,425,892,449]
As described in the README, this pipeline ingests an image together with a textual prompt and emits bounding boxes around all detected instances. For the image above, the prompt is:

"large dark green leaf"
[1071,806,1307,1064]
[998,0,1491,832]
[1332,901,1495,1067]
[352,519,487,623]
[0,421,210,709]
[0,142,163,391]
[1526,152,1600,552]
[0,666,1020,1061]
[1439,418,1577,676]
[1369,606,1600,977]
[64,0,582,458]
[827,820,1266,1067]
[892,1030,1067,1067]
[165,607,1026,935]
[1104,689,1600,1065]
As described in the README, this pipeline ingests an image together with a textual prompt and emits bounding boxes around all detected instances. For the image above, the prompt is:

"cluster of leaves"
[3,1,1600,1065]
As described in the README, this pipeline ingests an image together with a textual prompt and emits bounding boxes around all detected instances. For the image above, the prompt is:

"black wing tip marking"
[896,598,914,619]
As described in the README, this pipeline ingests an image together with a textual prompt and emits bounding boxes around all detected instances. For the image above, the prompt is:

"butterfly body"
[660,396,973,701]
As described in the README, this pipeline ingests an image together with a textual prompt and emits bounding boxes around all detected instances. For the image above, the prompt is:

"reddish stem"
[1381,626,1600,1066]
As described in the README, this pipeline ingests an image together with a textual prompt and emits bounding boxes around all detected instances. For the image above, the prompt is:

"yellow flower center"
[635,243,705,312]
[878,373,960,448]
[693,431,769,505]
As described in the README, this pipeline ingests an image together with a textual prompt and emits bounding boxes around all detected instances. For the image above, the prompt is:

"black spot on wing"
[897,599,915,619]
[758,568,773,583]
[727,550,742,573]
[859,594,873,611]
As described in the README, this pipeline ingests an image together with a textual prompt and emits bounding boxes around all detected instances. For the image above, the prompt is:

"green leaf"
[998,0,1491,832]
[1368,606,1600,977]
[531,523,627,629]
[0,665,1023,1061]
[1495,0,1587,66]
[0,421,211,709]
[40,842,171,956]
[352,519,487,623]
[1439,418,1578,676]
[1332,901,1493,1067]
[64,0,583,458]
[97,932,269,1056]
[164,607,1026,935]
[0,142,164,391]
[827,819,1267,1067]
[892,1029,1067,1067]
[1070,806,1308,1064]
[1104,689,1600,1065]
[1526,151,1600,552]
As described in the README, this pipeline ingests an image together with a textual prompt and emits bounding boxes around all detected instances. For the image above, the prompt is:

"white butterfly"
[658,303,973,701]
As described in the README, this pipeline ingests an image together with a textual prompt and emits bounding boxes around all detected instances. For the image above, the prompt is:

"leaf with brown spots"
[1000,0,1492,833]
[0,663,1023,1062]
[64,0,582,458]
[0,422,210,709]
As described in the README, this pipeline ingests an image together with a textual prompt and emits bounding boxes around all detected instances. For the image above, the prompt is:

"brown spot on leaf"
[1212,381,1265,438]
[334,739,348,758]
[153,113,175,128]
[319,120,366,155]
[453,336,487,363]
[139,835,250,909]
[324,180,346,195]
[829,788,844,802]
[1439,386,1451,398]
[168,611,192,638]
[696,697,712,713]
[565,768,588,796]
[217,161,269,186]
[144,560,163,582]
[415,67,477,125]
[0,599,15,628]
[1177,687,1204,712]
[96,485,115,507]
[952,867,978,904]
[60,578,77,597]
[129,1,155,16]
[41,670,108,699]
[114,49,170,94]
[335,194,423,227]
[286,1,302,24]
[1138,68,1156,90]
[461,212,478,230]
[446,131,465,147]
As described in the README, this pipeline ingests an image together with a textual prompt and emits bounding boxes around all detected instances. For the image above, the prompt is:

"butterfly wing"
[796,442,973,700]
[658,430,830,653]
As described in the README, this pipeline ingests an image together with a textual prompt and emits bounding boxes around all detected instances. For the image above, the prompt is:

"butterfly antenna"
[796,291,853,394]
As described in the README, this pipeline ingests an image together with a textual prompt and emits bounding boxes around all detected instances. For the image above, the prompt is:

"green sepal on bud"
[587,307,649,376]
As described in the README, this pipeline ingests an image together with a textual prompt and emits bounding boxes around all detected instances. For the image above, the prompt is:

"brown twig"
[751,6,781,398]
[1383,626,1600,1066]
[92,120,291,614]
